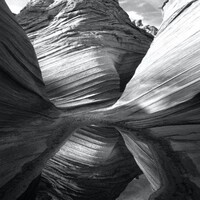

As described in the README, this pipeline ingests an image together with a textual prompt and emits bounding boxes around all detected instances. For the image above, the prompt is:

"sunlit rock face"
[3,0,200,199]
[17,0,153,95]
[0,1,80,200]
[16,0,152,199]
[102,0,200,199]
[37,127,141,200]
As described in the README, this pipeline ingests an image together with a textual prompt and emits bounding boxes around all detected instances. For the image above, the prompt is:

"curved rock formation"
[0,0,152,200]
[0,1,80,199]
[17,1,152,199]
[17,0,153,93]
[98,0,200,199]
[4,0,200,199]
[38,127,140,200]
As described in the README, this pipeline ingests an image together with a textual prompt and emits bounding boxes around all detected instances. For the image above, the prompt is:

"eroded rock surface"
[2,0,200,200]
[0,1,81,199]
[17,0,153,94]
[99,0,200,199]
[16,0,152,199]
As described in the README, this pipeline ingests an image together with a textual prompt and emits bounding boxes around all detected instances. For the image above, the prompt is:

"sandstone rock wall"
[16,0,153,199]
[0,1,80,199]
[99,0,200,199]
[2,0,200,199]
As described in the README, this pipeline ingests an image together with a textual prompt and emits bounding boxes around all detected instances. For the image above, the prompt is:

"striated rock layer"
[97,0,200,199]
[16,0,152,199]
[0,1,83,199]
[38,127,140,200]
[2,0,200,199]
[17,0,153,94]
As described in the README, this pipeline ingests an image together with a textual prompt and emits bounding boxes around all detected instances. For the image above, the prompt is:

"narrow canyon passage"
[1,0,200,200]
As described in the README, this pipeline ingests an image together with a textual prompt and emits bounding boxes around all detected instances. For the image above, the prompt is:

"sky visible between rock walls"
[5,0,163,27]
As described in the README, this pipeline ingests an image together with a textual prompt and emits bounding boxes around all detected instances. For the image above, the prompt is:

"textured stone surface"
[0,1,82,199]
[3,0,200,199]
[16,0,152,199]
[98,0,200,199]
[17,0,153,95]
[37,127,141,200]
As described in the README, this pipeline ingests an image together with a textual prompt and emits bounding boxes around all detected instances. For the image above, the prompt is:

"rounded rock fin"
[99,0,200,199]
[14,0,153,200]
[0,0,50,103]
[17,0,152,112]
[0,2,71,200]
